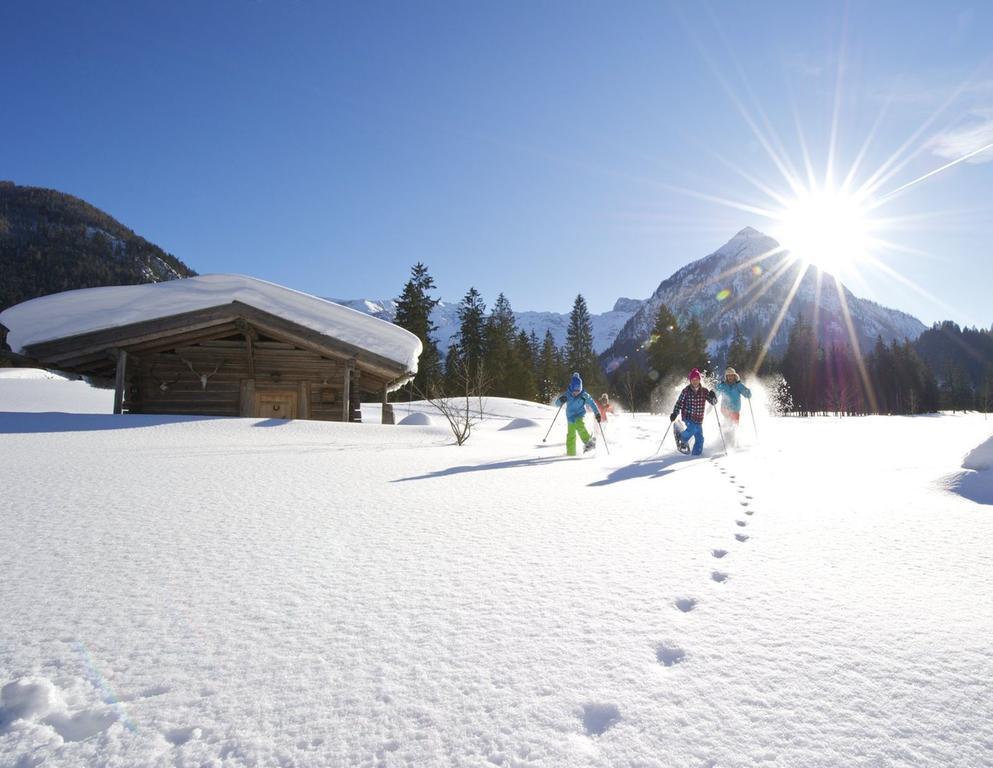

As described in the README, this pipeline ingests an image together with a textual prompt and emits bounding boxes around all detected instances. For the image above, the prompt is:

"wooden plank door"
[255,390,298,419]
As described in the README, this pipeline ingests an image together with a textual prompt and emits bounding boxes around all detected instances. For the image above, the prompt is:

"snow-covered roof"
[0,274,422,374]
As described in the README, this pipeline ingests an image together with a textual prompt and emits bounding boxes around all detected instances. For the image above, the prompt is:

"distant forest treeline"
[391,263,993,416]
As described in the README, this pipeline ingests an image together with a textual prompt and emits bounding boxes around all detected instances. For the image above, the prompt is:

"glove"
[595,412,602,423]
[707,391,717,405]
[556,396,566,406]
[669,413,676,422]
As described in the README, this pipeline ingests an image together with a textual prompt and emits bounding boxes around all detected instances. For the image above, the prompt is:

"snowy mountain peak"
[606,226,926,363]
[612,297,644,313]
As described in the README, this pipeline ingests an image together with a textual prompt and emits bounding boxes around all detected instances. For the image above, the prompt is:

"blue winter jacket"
[557,390,600,422]
[716,380,752,413]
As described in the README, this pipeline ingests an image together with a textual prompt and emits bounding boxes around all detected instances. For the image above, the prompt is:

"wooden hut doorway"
[255,389,298,419]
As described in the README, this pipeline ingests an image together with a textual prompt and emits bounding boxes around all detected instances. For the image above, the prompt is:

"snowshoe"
[583,436,597,454]
[674,431,690,454]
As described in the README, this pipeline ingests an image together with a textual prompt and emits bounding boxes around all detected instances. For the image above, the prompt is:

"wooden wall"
[126,335,385,421]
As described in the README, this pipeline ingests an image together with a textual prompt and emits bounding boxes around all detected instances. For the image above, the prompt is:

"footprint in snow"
[711,571,729,583]
[580,703,621,737]
[166,726,204,746]
[735,533,749,542]
[739,499,750,507]
[736,520,747,527]
[655,643,687,667]
[674,597,698,613]
[711,548,728,559]
[745,510,754,516]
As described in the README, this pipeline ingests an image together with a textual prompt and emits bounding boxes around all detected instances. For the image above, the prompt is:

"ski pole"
[747,398,759,442]
[597,419,610,455]
[712,405,728,454]
[654,421,673,456]
[542,403,564,443]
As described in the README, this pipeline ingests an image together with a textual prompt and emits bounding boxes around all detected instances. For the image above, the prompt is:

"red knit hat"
[688,368,701,381]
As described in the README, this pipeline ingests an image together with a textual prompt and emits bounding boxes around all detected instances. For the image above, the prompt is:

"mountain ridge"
[0,181,195,311]
[601,227,927,368]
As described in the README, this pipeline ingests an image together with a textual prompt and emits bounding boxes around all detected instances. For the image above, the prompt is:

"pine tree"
[725,324,749,373]
[484,293,518,397]
[646,303,681,383]
[680,317,710,377]
[394,263,441,395]
[564,294,603,392]
[450,287,487,381]
[538,330,562,402]
[781,314,819,415]
[513,330,538,401]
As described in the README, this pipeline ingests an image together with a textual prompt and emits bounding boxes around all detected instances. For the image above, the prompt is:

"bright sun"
[774,185,872,273]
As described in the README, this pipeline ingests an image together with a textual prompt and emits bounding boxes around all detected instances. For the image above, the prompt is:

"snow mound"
[398,412,434,426]
[500,417,542,430]
[0,274,422,374]
[947,434,993,505]
[963,436,993,471]
[0,368,113,414]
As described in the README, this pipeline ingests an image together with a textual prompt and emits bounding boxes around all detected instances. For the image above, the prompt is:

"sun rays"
[637,5,993,396]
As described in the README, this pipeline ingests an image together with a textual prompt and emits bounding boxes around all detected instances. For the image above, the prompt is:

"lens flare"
[716,288,732,301]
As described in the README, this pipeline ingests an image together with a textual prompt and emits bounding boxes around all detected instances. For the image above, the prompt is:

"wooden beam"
[239,379,255,417]
[342,360,353,422]
[298,381,310,420]
[381,387,394,425]
[113,349,127,415]
[245,331,256,378]
[26,306,242,362]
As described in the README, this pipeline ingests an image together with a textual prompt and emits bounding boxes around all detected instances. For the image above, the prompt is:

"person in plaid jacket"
[669,368,717,456]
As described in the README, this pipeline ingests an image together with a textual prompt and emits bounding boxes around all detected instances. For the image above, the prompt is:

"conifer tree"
[394,262,441,395]
[538,330,562,402]
[484,293,518,397]
[680,317,710,376]
[564,294,603,392]
[451,287,487,377]
[781,315,819,414]
[513,329,538,401]
[726,324,749,372]
[646,303,681,383]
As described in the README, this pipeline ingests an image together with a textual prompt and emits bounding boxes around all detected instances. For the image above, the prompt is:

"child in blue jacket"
[715,366,752,447]
[556,372,602,456]
[715,367,751,420]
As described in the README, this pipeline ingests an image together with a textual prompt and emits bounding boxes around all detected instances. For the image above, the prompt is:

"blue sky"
[2,1,991,327]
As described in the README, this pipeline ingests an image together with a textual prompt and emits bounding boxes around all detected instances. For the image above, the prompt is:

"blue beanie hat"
[569,372,583,394]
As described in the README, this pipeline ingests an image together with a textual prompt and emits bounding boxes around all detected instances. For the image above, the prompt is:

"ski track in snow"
[2,386,993,767]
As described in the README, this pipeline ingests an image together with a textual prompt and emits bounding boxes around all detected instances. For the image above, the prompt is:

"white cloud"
[929,109,993,164]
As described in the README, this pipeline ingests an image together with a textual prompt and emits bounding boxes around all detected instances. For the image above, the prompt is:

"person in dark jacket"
[556,372,602,456]
[670,368,717,456]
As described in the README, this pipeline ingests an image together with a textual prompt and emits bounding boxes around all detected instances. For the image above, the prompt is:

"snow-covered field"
[2,373,993,767]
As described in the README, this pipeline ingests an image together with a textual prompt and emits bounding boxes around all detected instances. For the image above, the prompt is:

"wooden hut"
[0,275,421,422]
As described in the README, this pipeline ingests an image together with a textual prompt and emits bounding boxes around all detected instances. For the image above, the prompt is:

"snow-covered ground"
[2,373,993,767]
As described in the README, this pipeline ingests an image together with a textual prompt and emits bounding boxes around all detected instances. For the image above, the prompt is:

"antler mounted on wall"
[181,358,224,391]
[149,363,181,392]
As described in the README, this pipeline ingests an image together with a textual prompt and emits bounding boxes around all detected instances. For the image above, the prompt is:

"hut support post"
[382,387,394,425]
[342,361,353,422]
[113,349,128,415]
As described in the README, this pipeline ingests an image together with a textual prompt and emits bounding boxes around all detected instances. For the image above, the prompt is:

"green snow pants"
[566,418,592,456]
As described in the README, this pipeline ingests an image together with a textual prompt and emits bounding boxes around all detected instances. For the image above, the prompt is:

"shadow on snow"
[393,455,574,482]
[586,453,696,487]
[0,412,225,434]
